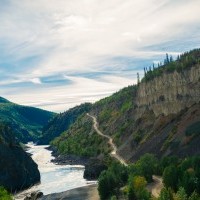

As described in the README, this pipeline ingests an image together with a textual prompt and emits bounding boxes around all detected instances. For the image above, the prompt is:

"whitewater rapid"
[14,143,95,199]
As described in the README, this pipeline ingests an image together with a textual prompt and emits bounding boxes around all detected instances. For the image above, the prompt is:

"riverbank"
[14,144,93,200]
[39,184,99,200]
[46,146,90,166]
[48,145,108,181]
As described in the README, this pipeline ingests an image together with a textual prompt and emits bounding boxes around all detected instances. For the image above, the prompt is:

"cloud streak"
[0,0,200,111]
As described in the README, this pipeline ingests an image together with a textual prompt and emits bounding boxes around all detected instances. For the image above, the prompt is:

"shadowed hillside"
[0,97,55,143]
[0,124,40,192]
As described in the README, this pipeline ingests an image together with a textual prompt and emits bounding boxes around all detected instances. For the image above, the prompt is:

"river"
[14,143,95,199]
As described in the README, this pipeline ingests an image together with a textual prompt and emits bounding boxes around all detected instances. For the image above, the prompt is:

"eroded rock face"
[136,65,200,118]
[0,125,40,192]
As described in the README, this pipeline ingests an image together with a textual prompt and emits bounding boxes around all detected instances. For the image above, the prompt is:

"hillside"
[51,114,111,157]
[0,97,55,143]
[50,49,200,163]
[50,86,138,162]
[39,103,92,144]
[0,124,40,191]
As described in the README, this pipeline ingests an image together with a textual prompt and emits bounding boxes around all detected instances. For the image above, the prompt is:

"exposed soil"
[147,176,163,198]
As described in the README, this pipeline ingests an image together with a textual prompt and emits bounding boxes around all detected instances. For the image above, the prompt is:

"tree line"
[98,154,200,200]
[136,48,200,83]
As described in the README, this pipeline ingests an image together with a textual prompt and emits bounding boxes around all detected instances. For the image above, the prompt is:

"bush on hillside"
[0,186,12,200]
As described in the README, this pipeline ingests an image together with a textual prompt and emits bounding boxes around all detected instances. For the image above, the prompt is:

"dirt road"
[87,113,127,166]
[146,175,163,198]
[87,113,163,197]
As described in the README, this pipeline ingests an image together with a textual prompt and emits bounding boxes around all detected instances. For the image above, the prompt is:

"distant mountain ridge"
[0,97,55,142]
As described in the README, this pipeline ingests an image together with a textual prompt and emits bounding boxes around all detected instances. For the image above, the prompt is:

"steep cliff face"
[0,125,40,192]
[136,65,200,117]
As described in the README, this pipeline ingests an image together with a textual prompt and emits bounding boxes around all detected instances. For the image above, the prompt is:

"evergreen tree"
[188,191,200,200]
[144,67,146,76]
[136,154,158,182]
[163,164,178,191]
[153,63,155,70]
[174,187,188,200]
[166,53,170,64]
[170,55,173,62]
[159,187,173,200]
[137,72,140,84]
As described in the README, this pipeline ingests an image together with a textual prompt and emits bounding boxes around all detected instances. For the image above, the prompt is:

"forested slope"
[39,103,92,144]
[0,97,55,142]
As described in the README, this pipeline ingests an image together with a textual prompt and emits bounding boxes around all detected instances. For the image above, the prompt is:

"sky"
[0,0,200,112]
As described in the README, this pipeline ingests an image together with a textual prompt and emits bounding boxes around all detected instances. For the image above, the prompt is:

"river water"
[14,143,95,199]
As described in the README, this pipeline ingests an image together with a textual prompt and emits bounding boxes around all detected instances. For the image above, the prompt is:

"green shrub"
[0,186,12,200]
[128,175,150,200]
[110,195,117,200]
[121,101,132,113]
[135,154,158,182]
[98,162,128,200]
[158,187,173,200]
[188,191,200,200]
[163,164,178,191]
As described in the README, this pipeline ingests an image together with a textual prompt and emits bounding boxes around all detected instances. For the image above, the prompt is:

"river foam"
[14,143,95,199]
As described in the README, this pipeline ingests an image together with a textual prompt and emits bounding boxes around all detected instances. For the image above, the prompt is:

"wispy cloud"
[0,0,200,111]
[2,75,135,112]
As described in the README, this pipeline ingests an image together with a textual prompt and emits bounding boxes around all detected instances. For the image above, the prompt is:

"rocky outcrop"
[40,184,99,200]
[84,159,107,180]
[24,191,43,200]
[136,65,200,118]
[0,125,40,192]
[51,154,89,166]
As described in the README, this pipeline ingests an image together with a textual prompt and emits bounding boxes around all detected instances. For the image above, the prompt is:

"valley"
[0,49,199,200]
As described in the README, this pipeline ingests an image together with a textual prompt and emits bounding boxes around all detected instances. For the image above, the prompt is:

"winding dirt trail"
[87,113,127,166]
[147,175,163,198]
[87,113,163,197]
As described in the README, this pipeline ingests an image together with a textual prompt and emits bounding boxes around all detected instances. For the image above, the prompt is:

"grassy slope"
[51,114,111,157]
[0,97,55,142]
[91,85,138,147]
[50,85,138,159]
